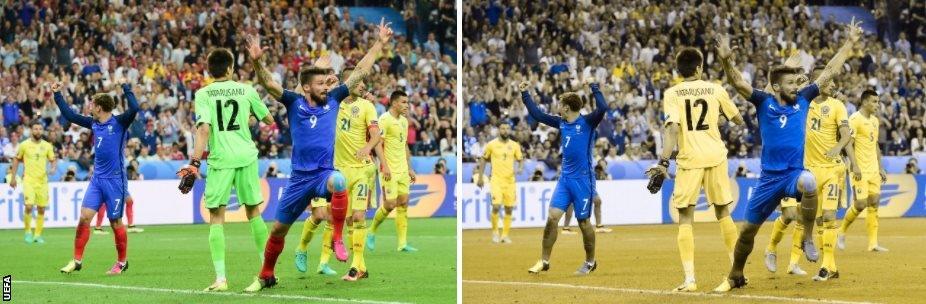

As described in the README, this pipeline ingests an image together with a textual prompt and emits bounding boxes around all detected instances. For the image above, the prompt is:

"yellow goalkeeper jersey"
[662,79,738,169]
[16,139,54,183]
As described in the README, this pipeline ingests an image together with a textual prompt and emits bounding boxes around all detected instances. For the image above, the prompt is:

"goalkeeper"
[644,48,745,291]
[176,48,274,292]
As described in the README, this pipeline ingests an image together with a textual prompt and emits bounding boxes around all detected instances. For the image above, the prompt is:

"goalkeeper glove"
[646,158,670,194]
[177,159,201,194]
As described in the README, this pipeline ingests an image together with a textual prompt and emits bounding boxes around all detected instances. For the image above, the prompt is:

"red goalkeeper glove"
[177,159,201,194]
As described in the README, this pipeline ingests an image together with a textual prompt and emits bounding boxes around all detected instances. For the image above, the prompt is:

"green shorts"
[204,161,263,209]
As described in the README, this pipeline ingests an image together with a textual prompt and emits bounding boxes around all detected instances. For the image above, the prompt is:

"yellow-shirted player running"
[838,90,888,252]
[476,122,524,244]
[646,48,744,292]
[368,90,418,252]
[332,66,385,282]
[10,122,57,244]
[763,67,855,282]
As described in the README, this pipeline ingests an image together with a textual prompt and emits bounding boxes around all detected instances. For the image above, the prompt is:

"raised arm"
[246,34,284,100]
[813,18,863,88]
[518,81,560,128]
[116,83,139,127]
[715,34,754,100]
[344,18,394,93]
[51,82,93,129]
[584,82,608,127]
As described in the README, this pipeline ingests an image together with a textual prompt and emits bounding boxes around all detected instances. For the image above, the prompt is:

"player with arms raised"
[646,47,744,292]
[521,79,607,276]
[838,90,888,252]
[712,18,862,291]
[368,91,419,252]
[175,48,275,292]
[10,122,57,244]
[56,81,138,275]
[244,19,393,290]
[475,122,524,244]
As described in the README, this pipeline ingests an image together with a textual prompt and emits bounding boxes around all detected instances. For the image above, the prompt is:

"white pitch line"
[463,280,880,304]
[19,280,412,304]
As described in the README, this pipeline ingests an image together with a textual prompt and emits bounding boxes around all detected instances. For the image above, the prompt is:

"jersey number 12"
[215,99,241,131]
[684,99,709,131]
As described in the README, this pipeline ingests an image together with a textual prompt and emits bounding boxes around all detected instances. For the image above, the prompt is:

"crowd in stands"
[462,0,926,175]
[0,0,457,178]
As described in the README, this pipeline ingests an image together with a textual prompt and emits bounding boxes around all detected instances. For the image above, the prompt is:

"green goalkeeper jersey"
[194,80,270,169]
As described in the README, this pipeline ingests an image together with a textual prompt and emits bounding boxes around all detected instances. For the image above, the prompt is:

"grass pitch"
[0,217,456,303]
[463,217,926,304]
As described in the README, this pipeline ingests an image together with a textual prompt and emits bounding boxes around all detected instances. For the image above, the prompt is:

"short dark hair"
[559,92,582,111]
[341,66,354,80]
[768,65,803,86]
[206,48,234,78]
[389,90,407,106]
[861,89,878,101]
[92,93,115,112]
[299,67,329,86]
[675,48,703,77]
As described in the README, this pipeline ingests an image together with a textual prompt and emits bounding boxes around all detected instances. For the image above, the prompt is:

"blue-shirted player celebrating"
[713,19,863,292]
[520,79,607,276]
[243,19,393,291]
[55,81,139,275]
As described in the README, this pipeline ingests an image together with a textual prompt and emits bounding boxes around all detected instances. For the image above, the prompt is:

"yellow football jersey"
[805,97,849,167]
[379,111,409,173]
[16,139,54,183]
[334,98,379,168]
[849,112,880,174]
[483,138,522,182]
[662,80,738,169]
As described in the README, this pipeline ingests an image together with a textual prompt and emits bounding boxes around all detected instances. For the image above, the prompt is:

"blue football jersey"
[558,116,597,177]
[54,84,138,179]
[279,85,349,172]
[749,84,819,171]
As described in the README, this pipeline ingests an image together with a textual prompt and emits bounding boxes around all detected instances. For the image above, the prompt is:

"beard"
[500,134,510,140]
[781,92,797,104]
[32,134,41,140]
[310,92,326,104]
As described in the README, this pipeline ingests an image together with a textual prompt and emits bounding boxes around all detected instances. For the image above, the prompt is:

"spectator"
[434,158,447,175]
[906,158,921,174]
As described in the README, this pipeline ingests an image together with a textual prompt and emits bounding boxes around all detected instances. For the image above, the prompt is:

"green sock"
[249,216,269,262]
[208,224,226,279]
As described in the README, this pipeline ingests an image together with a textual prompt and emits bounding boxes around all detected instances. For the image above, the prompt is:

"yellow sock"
[502,214,513,238]
[297,219,320,252]
[840,206,861,234]
[351,221,367,271]
[319,222,333,265]
[866,208,879,249]
[767,217,788,253]
[347,222,354,248]
[677,224,695,282]
[490,211,499,233]
[23,211,32,234]
[35,213,44,237]
[814,223,824,252]
[718,216,738,263]
[788,222,804,267]
[396,206,408,249]
[371,207,389,234]
[822,222,838,271]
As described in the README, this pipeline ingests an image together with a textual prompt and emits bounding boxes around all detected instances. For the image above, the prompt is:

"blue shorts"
[745,169,805,224]
[275,169,334,225]
[82,177,128,220]
[550,176,596,221]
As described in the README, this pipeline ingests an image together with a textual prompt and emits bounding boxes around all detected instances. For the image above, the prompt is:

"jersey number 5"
[684,99,709,131]
[215,99,241,132]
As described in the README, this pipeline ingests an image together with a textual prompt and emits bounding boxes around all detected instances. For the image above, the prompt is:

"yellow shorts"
[381,171,411,201]
[23,181,49,207]
[837,164,848,209]
[311,197,329,208]
[490,179,517,207]
[671,162,732,209]
[780,197,799,208]
[852,173,882,201]
[808,165,841,212]
[340,164,377,211]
